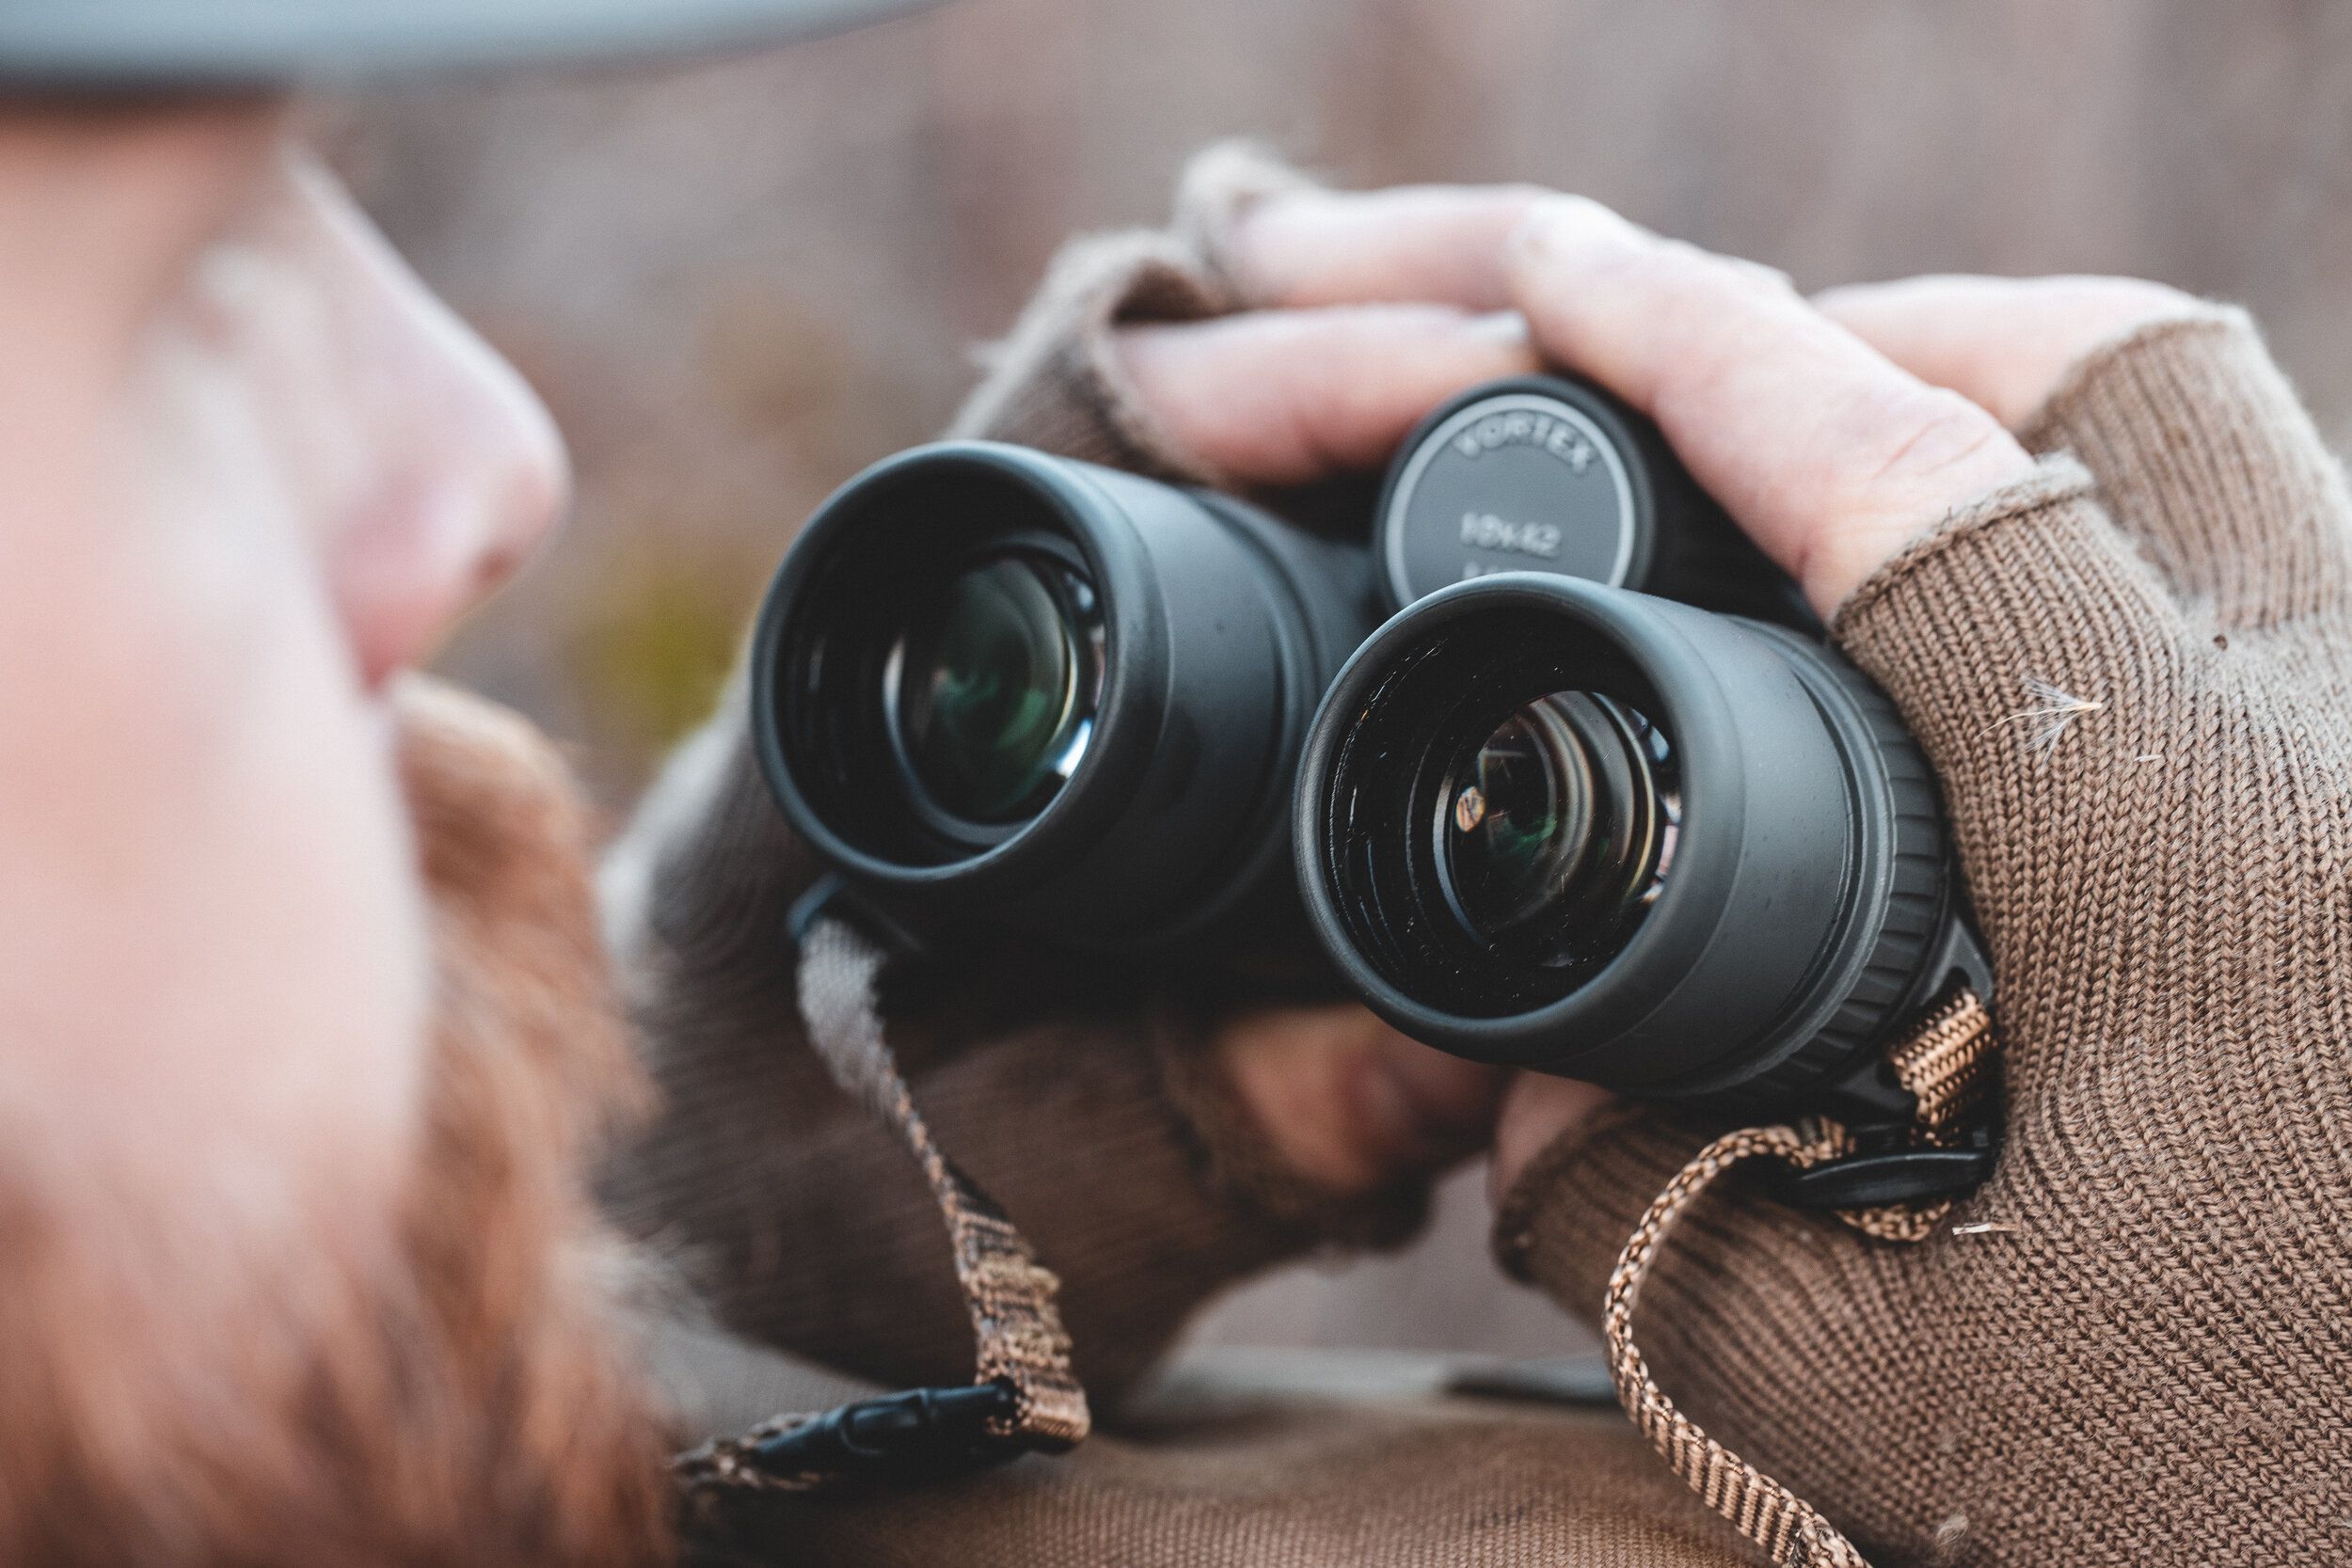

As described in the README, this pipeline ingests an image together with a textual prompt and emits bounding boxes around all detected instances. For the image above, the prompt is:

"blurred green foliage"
[569,547,757,764]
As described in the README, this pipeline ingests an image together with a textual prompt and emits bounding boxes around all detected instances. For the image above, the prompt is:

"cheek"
[91,288,438,1191]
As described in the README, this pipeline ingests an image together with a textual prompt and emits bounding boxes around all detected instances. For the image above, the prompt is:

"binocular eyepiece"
[752,441,1375,947]
[753,376,1981,1112]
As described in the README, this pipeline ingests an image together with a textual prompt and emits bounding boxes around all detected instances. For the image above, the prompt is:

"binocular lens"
[889,553,1104,823]
[1439,692,1675,971]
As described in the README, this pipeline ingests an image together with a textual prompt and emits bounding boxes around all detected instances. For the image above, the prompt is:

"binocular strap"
[672,915,1090,1497]
[1601,988,1999,1568]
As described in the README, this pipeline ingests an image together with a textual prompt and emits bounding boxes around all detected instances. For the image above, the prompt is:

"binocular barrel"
[1292,574,1957,1108]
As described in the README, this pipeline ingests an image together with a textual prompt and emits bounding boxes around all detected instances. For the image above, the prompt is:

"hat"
[0,0,936,88]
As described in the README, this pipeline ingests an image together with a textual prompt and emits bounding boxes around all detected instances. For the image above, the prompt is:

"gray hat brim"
[0,0,937,90]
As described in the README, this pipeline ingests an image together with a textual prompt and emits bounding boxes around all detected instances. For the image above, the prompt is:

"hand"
[1477,264,2198,1188]
[1120,177,2203,1191]
[1184,182,2040,613]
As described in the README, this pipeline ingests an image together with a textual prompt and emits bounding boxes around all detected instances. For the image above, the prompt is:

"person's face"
[0,100,572,1196]
[0,103,677,1560]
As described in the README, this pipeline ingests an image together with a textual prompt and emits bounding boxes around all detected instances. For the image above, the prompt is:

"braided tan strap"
[672,1410,834,1496]
[1818,986,1999,1243]
[1604,987,1999,1566]
[1606,1123,1868,1567]
[795,917,1090,1447]
[674,916,1089,1496]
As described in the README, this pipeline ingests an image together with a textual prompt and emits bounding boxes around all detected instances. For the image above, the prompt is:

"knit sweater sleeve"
[1496,310,2352,1562]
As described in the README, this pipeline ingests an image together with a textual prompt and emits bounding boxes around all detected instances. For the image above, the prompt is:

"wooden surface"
[343,0,2352,1360]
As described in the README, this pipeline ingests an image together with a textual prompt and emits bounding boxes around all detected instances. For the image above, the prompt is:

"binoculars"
[754,376,1987,1116]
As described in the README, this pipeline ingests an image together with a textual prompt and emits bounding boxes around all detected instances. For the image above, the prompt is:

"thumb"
[1490,1071,1616,1204]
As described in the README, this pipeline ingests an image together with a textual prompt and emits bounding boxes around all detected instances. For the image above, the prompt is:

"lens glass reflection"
[1439,691,1676,968]
[891,553,1103,823]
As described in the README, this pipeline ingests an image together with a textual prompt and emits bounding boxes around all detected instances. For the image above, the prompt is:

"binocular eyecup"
[751,441,1375,948]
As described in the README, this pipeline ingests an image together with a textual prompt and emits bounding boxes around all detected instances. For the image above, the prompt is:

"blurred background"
[344,0,2352,1361]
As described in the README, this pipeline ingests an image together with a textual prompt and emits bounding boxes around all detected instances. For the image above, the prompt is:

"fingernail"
[1464,309,1534,348]
[1513,195,1647,263]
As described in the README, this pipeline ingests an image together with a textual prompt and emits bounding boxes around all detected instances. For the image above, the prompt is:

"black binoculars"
[753,376,1987,1116]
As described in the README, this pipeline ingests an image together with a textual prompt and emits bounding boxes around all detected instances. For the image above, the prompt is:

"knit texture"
[1501,312,2352,1565]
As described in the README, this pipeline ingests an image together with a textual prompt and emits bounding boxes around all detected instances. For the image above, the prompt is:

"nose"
[296,162,570,689]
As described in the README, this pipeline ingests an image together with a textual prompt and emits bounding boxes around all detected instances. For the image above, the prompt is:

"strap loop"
[1605,985,2001,1566]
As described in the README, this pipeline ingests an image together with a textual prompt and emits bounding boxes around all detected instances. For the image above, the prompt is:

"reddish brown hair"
[0,681,675,1566]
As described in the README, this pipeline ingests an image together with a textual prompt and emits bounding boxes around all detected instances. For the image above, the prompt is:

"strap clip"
[745,1381,1025,1483]
[1774,925,2005,1215]
[1772,1122,2000,1211]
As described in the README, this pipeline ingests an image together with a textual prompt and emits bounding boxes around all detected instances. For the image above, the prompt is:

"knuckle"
[1643,233,1795,303]
[1515,199,1793,320]
[1850,385,2011,492]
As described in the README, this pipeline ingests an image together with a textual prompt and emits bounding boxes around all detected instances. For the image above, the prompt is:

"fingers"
[1820,274,2352,626]
[1216,1002,1504,1197]
[1488,1071,1615,1205]
[1505,198,2038,612]
[1218,182,1550,311]
[1813,274,2208,429]
[1115,303,1537,487]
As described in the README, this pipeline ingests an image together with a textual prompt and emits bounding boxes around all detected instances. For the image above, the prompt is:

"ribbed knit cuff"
[1490,1103,1713,1316]
[946,141,1315,486]
[2017,307,2352,626]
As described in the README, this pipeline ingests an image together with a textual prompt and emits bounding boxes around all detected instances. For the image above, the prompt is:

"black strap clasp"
[744,1381,1025,1484]
[1772,1122,2001,1211]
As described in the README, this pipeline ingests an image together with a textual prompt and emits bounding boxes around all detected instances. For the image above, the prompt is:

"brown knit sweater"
[613,147,2352,1566]
[1502,309,2352,1565]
